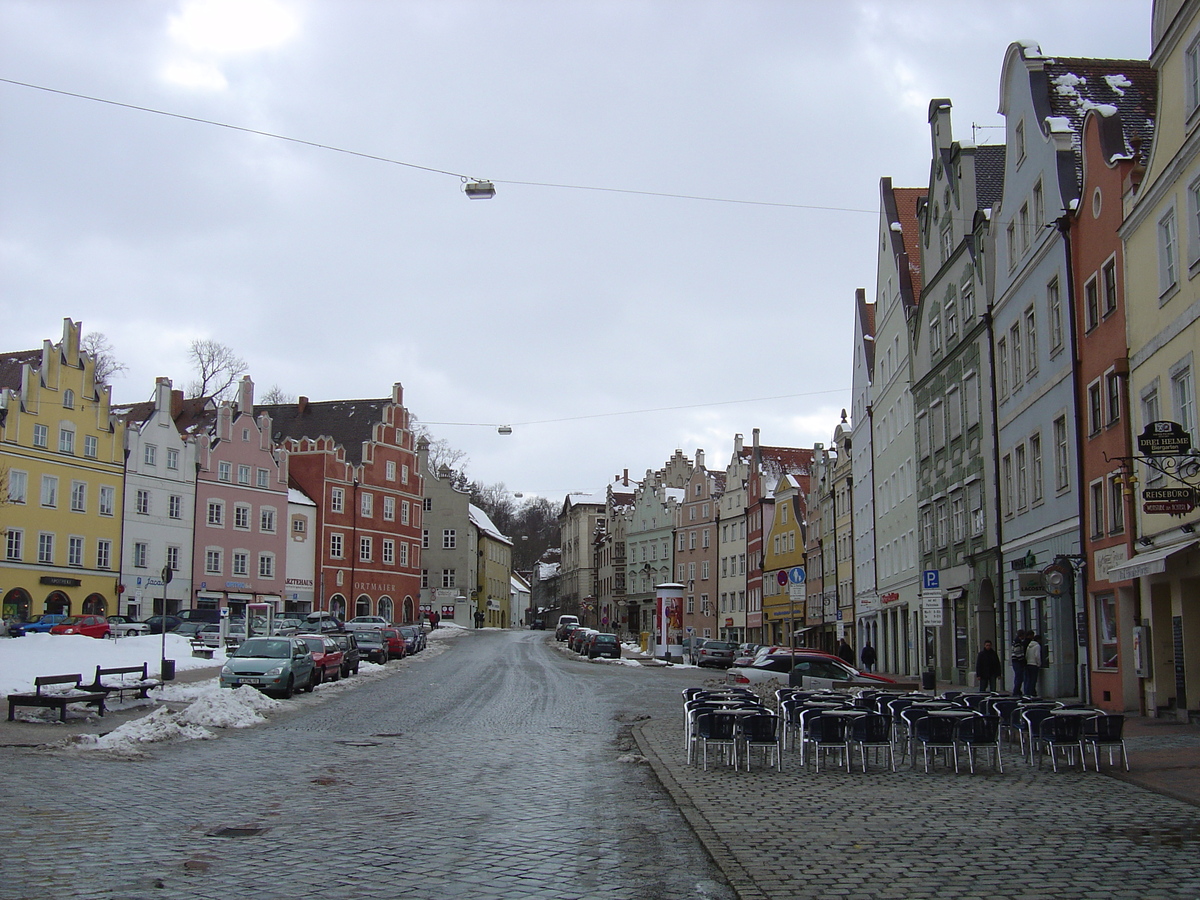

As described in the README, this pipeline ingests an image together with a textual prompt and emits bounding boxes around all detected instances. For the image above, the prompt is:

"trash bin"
[921,669,936,691]
[161,658,176,681]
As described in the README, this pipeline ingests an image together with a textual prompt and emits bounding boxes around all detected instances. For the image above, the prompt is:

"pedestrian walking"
[1023,634,1043,697]
[837,637,855,664]
[473,610,485,629]
[1010,630,1028,697]
[429,611,440,630]
[975,639,1003,692]
[860,641,877,673]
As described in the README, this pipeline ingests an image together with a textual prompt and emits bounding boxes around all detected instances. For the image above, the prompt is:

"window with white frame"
[360,536,372,561]
[442,569,456,588]
[1085,276,1100,331]
[32,424,48,448]
[234,504,250,530]
[1110,475,1125,533]
[1048,278,1063,351]
[37,532,53,564]
[1172,361,1196,444]
[361,492,373,517]
[1003,454,1014,515]
[1159,206,1180,295]
[998,337,1009,395]
[1030,433,1043,503]
[133,541,148,568]
[169,494,182,519]
[99,485,115,516]
[1033,179,1044,232]
[330,533,344,558]
[930,315,941,354]
[136,489,151,515]
[1188,34,1200,114]
[206,549,222,574]
[59,428,74,455]
[383,496,395,521]
[83,435,98,458]
[96,539,110,569]
[260,508,276,533]
[401,464,409,484]
[165,545,180,572]
[1102,258,1118,316]
[331,487,344,513]
[1088,381,1103,435]
[207,500,224,526]
[1007,222,1017,270]
[8,469,27,504]
[962,281,975,321]
[41,475,57,508]
[166,448,179,470]
[382,539,395,565]
[232,551,248,576]
[68,536,83,567]
[237,464,250,485]
[946,288,958,339]
[144,444,157,467]
[386,460,396,481]
[218,461,232,482]
[1054,416,1070,491]
[256,467,269,488]
[1016,443,1028,510]
[935,500,948,547]
[442,529,456,549]
[1090,480,1106,538]
[70,481,86,512]
[258,554,275,578]
[951,492,965,544]
[401,500,410,525]
[1011,322,1023,386]
[1106,371,1121,424]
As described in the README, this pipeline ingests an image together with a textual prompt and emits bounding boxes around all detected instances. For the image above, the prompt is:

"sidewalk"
[0,662,222,748]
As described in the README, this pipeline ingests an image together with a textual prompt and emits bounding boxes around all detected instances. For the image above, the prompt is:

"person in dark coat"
[860,642,877,673]
[1010,630,1029,697]
[975,640,1003,692]
[837,638,855,664]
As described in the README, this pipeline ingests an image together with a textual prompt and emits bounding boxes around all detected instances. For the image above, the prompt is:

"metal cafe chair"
[1081,714,1130,772]
[739,713,782,771]
[954,714,1004,774]
[695,712,739,771]
[914,714,959,773]
[1037,714,1086,772]
[800,710,850,773]
[847,712,896,773]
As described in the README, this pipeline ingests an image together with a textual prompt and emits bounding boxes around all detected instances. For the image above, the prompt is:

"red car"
[380,627,407,660]
[49,615,110,638]
[297,634,344,685]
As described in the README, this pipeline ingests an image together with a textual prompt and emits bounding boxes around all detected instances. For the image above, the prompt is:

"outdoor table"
[1051,708,1101,717]
[926,709,979,719]
[909,701,955,710]
[819,708,869,718]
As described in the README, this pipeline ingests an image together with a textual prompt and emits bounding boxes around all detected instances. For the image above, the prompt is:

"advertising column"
[656,582,684,661]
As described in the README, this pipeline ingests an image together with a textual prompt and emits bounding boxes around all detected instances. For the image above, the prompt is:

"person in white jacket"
[1023,634,1043,697]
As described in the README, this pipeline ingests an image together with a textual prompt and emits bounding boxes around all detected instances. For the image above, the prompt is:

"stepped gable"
[259,397,390,467]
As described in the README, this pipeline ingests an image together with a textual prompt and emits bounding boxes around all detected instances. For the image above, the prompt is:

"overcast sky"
[1,0,1153,500]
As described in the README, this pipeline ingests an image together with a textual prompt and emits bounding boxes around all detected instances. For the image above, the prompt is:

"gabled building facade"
[472,503,513,628]
[718,435,750,644]
[912,99,1006,686]
[677,450,723,641]
[262,382,423,624]
[850,290,880,654]
[0,318,125,621]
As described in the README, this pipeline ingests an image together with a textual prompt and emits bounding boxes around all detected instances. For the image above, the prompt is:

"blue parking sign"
[923,569,940,591]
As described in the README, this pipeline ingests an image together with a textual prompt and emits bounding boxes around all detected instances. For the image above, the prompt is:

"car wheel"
[280,676,294,699]
[312,668,322,686]
[303,671,315,692]
[332,667,340,682]
[353,665,360,675]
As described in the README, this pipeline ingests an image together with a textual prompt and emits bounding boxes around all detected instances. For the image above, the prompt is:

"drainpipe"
[983,302,1007,687]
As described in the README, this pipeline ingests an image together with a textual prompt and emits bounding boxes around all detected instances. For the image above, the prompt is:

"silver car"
[220,637,316,698]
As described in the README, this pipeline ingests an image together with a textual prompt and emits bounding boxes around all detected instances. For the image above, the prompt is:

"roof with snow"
[288,487,317,506]
[469,503,512,545]
[0,349,42,392]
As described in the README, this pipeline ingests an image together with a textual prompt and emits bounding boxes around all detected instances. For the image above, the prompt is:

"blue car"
[8,614,68,637]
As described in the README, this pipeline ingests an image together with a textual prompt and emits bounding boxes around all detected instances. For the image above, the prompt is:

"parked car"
[354,629,389,664]
[49,615,110,638]
[558,623,584,645]
[379,627,407,660]
[347,616,391,630]
[178,608,222,624]
[142,615,184,635]
[727,652,896,686]
[174,621,209,639]
[107,615,149,638]
[555,615,580,640]
[331,632,361,677]
[694,639,737,668]
[304,612,344,633]
[219,637,316,698]
[587,633,621,659]
[197,622,249,648]
[8,614,68,637]
[298,634,344,684]
[530,619,545,630]
[682,636,709,664]
[398,625,426,654]
[271,618,304,636]
[570,628,597,654]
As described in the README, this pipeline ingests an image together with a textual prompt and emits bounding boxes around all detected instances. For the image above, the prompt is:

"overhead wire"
[0,76,877,215]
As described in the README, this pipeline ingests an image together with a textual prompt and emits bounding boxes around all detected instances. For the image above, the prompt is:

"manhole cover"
[373,733,404,738]
[207,826,267,838]
[334,739,381,747]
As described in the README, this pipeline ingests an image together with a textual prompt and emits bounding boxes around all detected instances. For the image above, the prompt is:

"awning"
[1106,540,1198,582]
[791,625,817,637]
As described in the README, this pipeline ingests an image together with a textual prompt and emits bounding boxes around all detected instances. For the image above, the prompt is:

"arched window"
[378,596,394,623]
[355,594,371,618]
[63,389,75,409]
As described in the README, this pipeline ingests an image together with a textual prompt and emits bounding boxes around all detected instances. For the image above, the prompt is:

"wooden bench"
[190,638,215,659]
[7,674,106,722]
[85,663,162,701]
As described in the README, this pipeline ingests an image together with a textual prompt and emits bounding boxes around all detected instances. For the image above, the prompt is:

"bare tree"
[259,384,294,405]
[186,339,247,400]
[411,417,471,481]
[81,331,128,384]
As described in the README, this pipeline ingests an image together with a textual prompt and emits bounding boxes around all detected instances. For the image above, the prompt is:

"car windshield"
[704,641,735,651]
[233,639,291,659]
[595,635,617,643]
[357,633,382,644]
[56,617,83,625]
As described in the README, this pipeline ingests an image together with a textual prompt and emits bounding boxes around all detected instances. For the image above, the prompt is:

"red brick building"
[259,383,424,624]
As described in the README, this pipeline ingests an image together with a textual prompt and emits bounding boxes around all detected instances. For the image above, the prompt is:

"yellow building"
[0,319,125,620]
[762,474,807,646]
[471,504,513,628]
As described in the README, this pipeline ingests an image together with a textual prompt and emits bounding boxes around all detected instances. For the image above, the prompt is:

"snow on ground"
[2,625,470,755]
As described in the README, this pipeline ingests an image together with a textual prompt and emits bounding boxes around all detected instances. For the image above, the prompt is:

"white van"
[555,615,579,640]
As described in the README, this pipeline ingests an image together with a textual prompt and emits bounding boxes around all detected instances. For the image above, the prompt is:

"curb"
[631,719,769,900]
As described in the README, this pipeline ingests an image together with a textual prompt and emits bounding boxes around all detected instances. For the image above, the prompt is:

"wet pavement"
[2,632,1200,900]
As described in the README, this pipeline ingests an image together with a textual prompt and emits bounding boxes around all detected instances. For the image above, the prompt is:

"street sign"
[1143,487,1196,515]
[1138,420,1192,457]
[1144,487,1195,501]
[920,591,941,608]
[776,570,789,586]
[924,607,944,626]
[788,566,806,585]
[922,569,940,591]
[1144,500,1196,515]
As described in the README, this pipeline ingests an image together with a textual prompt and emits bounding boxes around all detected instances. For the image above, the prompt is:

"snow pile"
[75,708,216,754]
[177,682,279,728]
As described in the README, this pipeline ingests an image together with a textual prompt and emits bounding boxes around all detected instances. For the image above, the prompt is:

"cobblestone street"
[4,631,1200,900]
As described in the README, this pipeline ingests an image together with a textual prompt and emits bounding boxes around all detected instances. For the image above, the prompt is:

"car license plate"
[238,678,260,685]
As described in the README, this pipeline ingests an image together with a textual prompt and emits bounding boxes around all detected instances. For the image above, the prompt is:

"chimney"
[696,449,705,469]
[623,468,629,486]
[237,375,254,413]
[171,389,184,419]
[752,428,761,467]
[298,396,309,415]
[734,433,743,454]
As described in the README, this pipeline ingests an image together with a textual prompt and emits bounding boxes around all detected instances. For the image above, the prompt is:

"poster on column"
[656,583,684,660]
